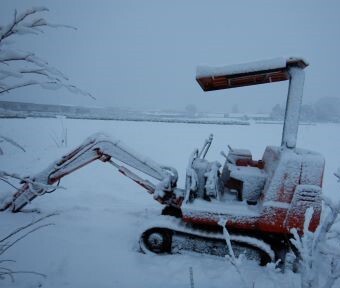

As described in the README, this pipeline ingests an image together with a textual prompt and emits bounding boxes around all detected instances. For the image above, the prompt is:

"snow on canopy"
[196,57,308,79]
[196,58,286,78]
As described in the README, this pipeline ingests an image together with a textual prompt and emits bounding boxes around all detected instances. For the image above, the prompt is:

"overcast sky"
[1,0,340,113]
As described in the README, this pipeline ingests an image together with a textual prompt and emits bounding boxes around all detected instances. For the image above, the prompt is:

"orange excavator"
[1,57,324,264]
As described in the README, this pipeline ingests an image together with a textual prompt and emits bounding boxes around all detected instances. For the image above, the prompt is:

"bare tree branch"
[0,80,55,94]
[0,79,95,99]
[0,177,19,190]
[0,269,46,283]
[0,223,55,255]
[0,7,49,44]
[0,267,15,282]
[334,169,340,182]
[0,136,25,152]
[0,212,57,283]
[0,212,58,243]
[20,68,57,79]
[0,260,15,264]
[0,7,93,98]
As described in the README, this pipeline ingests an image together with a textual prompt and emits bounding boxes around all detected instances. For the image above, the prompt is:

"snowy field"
[0,118,339,288]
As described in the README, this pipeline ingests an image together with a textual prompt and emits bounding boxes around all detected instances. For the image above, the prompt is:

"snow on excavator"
[0,57,325,264]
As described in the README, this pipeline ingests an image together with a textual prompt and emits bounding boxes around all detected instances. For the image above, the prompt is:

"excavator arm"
[1,133,182,212]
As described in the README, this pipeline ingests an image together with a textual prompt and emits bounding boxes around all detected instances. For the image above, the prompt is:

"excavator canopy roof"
[196,57,308,91]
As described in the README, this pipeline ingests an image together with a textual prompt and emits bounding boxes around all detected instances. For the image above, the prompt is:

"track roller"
[140,228,173,254]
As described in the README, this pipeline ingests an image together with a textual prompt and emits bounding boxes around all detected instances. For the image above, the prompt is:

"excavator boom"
[1,133,179,212]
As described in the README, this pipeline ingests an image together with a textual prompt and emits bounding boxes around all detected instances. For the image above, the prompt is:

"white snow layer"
[0,118,339,288]
[196,57,286,78]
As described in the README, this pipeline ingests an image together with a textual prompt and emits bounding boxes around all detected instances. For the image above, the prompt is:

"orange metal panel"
[196,69,289,91]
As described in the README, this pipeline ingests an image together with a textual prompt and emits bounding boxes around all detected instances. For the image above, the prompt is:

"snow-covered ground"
[0,118,339,288]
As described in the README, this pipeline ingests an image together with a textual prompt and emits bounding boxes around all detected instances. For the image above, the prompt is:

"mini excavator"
[1,57,325,264]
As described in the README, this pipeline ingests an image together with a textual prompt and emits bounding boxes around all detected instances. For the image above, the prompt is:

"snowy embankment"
[0,118,339,288]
